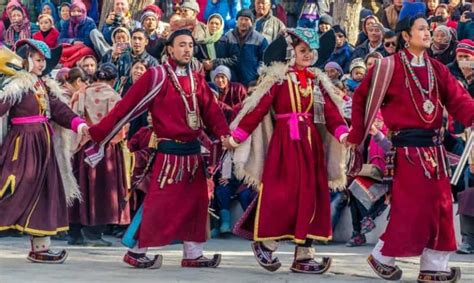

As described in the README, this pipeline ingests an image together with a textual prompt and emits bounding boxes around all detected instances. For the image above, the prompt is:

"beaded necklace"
[400,51,436,116]
[400,53,439,124]
[164,62,200,130]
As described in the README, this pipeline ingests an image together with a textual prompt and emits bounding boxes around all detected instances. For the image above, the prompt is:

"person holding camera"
[102,28,158,81]
[102,0,140,45]
[457,10,474,40]
[430,4,458,30]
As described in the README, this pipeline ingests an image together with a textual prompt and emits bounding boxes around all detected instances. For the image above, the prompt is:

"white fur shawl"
[230,63,348,191]
[0,71,81,205]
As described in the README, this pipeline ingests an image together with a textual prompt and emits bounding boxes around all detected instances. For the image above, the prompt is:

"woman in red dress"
[223,28,349,274]
[348,3,474,282]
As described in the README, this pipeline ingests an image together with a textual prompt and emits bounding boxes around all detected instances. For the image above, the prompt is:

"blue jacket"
[327,42,354,73]
[59,17,96,48]
[204,0,238,31]
[222,28,268,86]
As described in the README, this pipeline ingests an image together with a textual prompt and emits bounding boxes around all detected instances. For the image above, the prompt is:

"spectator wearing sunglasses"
[382,30,398,55]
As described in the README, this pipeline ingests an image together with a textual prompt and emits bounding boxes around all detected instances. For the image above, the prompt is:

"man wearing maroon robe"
[87,29,229,269]
[348,3,474,281]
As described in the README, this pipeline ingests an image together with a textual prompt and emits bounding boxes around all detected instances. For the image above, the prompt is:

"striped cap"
[456,39,474,56]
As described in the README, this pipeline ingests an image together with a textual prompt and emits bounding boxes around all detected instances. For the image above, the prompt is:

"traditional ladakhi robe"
[88,61,229,247]
[348,50,474,257]
[69,81,131,226]
[0,71,82,236]
[231,64,349,243]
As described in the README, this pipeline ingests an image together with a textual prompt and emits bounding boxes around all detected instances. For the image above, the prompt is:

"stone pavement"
[0,236,473,283]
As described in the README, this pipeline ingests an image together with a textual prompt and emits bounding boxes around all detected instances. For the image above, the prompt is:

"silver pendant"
[423,99,435,115]
[186,111,200,130]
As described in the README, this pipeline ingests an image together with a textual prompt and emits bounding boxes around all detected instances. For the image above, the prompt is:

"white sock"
[183,241,204,259]
[129,241,148,255]
[31,236,51,252]
[420,248,450,272]
[371,240,396,266]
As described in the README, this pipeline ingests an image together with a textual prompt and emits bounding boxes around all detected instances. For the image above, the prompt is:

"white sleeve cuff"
[339,133,349,143]
[77,123,87,135]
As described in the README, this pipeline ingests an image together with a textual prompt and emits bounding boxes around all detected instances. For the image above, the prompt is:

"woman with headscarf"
[223,28,349,274]
[3,7,32,49]
[58,0,97,68]
[40,1,60,24]
[429,25,457,65]
[196,14,227,80]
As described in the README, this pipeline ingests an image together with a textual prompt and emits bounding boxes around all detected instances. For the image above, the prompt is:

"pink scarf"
[68,1,87,39]
[4,17,30,47]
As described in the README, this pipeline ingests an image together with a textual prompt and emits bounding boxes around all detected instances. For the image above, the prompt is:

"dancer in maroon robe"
[0,40,88,263]
[86,29,229,269]
[347,3,474,282]
[223,28,349,274]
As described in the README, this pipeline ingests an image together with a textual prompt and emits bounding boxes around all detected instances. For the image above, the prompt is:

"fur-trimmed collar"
[0,71,68,104]
[231,62,341,129]
[231,62,347,191]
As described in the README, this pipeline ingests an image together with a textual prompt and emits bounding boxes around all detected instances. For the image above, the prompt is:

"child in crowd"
[346,115,390,247]
[344,58,367,95]
[58,3,71,30]
[33,14,59,48]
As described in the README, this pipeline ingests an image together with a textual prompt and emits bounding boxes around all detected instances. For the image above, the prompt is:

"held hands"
[79,125,91,147]
[221,135,238,150]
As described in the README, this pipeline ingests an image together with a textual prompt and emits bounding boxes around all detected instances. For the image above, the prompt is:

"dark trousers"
[349,194,388,233]
[460,215,474,246]
[214,175,256,211]
[69,223,106,240]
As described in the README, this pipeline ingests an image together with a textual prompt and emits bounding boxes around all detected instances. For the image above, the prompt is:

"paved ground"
[0,236,473,282]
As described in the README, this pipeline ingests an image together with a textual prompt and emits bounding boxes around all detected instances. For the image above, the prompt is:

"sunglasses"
[384,41,397,47]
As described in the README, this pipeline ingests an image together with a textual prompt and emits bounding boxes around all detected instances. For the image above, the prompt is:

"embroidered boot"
[251,241,281,272]
[367,254,403,281]
[123,251,163,269]
[290,246,332,274]
[181,254,221,268]
[27,237,68,264]
[417,267,461,283]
